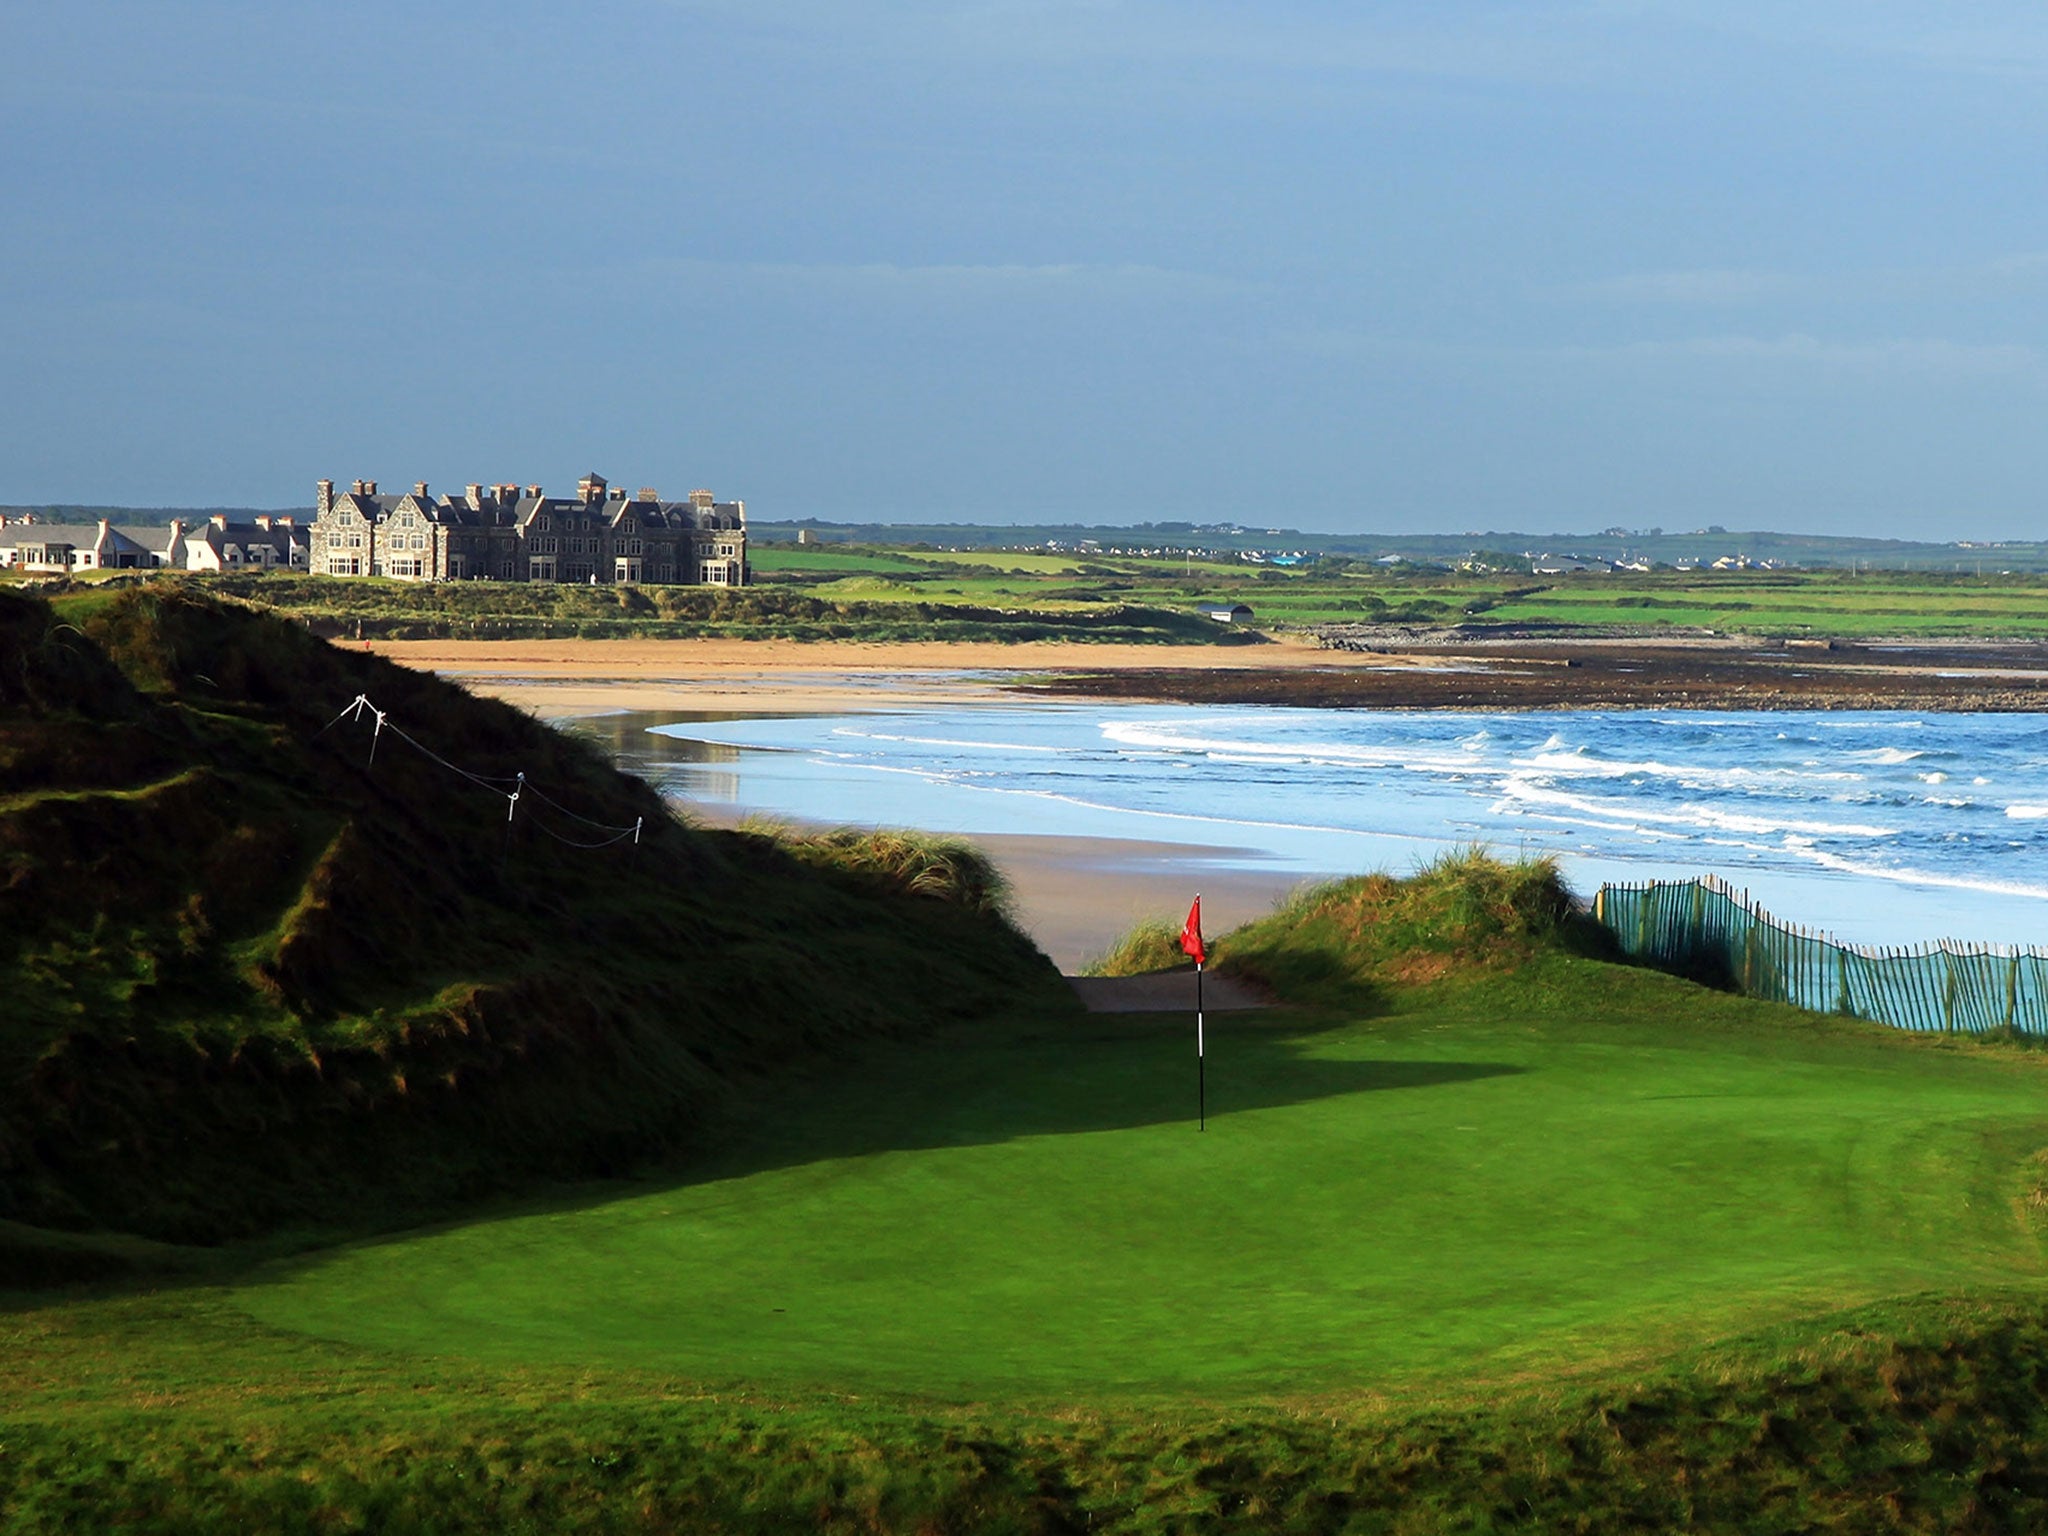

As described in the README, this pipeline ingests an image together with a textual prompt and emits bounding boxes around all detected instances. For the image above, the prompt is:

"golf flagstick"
[1179,894,1206,1132]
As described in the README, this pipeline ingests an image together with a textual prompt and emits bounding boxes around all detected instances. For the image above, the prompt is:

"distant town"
[0,471,748,586]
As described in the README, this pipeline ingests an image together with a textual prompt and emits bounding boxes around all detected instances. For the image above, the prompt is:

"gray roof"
[109,523,181,550]
[0,523,147,551]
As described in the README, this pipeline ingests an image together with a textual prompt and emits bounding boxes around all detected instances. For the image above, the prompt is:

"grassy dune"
[0,586,1061,1262]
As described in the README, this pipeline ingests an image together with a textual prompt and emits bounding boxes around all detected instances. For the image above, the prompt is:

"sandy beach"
[371,637,1349,969]
[370,631,2048,966]
[374,632,2048,716]
[365,635,1338,717]
[678,803,1322,974]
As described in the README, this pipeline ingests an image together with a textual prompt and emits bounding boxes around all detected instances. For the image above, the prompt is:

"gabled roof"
[0,523,143,551]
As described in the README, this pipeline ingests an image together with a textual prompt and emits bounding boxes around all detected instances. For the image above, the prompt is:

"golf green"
[235,961,2048,1402]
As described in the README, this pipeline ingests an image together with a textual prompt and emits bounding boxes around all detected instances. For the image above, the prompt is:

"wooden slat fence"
[1593,875,2048,1034]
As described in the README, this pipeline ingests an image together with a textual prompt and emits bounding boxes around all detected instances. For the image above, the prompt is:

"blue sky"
[6,2,2048,536]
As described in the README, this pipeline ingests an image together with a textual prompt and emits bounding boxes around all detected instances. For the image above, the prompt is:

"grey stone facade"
[306,473,747,586]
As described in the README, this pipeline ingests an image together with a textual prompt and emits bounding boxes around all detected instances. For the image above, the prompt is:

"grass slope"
[0,586,1062,1259]
[11,945,2048,1529]
[234,957,2048,1399]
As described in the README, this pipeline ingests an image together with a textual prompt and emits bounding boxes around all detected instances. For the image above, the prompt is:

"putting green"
[235,962,2048,1400]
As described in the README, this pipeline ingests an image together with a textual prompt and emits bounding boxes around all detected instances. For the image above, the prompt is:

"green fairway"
[234,958,2048,1402]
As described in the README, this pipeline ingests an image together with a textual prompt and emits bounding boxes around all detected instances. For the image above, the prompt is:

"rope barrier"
[521,778,641,835]
[319,693,647,855]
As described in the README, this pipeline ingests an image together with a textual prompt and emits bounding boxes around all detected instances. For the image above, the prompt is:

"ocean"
[591,701,2048,947]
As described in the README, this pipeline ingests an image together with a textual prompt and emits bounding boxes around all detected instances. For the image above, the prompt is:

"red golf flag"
[1179,895,1206,966]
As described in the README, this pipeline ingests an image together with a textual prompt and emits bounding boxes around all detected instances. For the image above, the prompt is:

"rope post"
[631,815,643,862]
[366,707,387,768]
[503,771,524,862]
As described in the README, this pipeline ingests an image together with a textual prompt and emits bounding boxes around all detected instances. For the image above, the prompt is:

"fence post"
[1943,947,1957,1035]
[2009,951,2021,1031]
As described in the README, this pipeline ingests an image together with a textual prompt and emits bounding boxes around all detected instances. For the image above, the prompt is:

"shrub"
[1219,850,1586,1003]
[755,825,1014,917]
[1079,919,1187,977]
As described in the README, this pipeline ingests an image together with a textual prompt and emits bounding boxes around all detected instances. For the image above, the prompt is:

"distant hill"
[0,586,1062,1264]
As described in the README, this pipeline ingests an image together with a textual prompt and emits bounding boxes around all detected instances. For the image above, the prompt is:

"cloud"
[1562,268,1797,305]
[1276,327,2044,380]
[639,257,1257,306]
[662,0,1665,85]
[1575,332,2043,377]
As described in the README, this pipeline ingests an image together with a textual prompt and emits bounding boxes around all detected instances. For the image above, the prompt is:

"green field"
[740,551,2048,638]
[233,959,2048,1400]
[15,937,2048,1529]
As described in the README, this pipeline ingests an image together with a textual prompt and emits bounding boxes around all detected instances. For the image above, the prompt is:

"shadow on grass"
[216,1008,1529,1277]
[13,1000,1523,1295]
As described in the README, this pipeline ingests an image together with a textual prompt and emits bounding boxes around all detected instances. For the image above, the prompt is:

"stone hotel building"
[306,472,746,586]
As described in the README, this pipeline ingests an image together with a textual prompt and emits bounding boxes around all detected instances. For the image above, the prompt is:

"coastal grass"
[1079,917,1186,976]
[13,952,2048,1527]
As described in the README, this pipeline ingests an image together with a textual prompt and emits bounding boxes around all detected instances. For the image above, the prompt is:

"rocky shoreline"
[1018,634,2048,712]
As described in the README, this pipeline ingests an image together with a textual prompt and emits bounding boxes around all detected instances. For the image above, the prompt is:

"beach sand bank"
[365,635,1334,717]
[366,644,1342,969]
[372,632,2048,715]
[680,802,1321,974]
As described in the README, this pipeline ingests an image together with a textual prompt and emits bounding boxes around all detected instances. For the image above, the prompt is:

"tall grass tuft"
[1219,849,1585,1003]
[1079,919,1187,977]
[763,825,1014,917]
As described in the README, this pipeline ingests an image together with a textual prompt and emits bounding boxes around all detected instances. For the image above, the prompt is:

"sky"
[6,2,2048,537]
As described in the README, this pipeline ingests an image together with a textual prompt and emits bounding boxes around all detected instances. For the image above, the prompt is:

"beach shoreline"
[371,643,1355,968]
[370,632,2048,715]
[370,634,2048,963]
[684,801,1326,971]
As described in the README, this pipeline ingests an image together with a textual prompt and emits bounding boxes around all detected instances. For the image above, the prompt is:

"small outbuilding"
[1203,603,1255,624]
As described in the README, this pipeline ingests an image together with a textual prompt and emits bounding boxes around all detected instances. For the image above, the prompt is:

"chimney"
[414,481,429,498]
[363,480,378,496]
[526,484,543,499]
[210,515,228,530]
[255,516,273,531]
[351,479,365,495]
[466,483,484,508]
[637,487,659,501]
[316,478,334,516]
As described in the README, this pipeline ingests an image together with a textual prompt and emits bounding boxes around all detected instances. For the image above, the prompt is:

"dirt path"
[1066,973,1274,1013]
